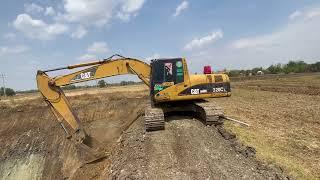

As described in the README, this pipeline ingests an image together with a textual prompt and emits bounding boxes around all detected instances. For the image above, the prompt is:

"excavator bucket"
[74,138,107,165]
[60,121,107,164]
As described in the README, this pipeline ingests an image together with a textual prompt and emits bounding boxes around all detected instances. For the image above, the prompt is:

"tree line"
[0,87,16,96]
[228,61,320,77]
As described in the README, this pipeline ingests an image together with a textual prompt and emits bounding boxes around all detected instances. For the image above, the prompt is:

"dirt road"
[110,116,287,180]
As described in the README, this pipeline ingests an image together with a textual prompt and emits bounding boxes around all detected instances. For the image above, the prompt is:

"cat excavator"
[36,54,231,162]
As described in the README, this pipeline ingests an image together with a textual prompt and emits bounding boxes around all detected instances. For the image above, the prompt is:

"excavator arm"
[36,55,151,143]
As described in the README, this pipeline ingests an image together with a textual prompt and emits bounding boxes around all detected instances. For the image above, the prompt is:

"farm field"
[0,73,319,179]
[222,73,320,179]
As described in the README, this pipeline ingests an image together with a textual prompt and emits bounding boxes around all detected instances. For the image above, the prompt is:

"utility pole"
[0,73,6,97]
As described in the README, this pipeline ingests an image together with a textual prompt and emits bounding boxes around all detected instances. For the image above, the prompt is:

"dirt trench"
[0,91,148,180]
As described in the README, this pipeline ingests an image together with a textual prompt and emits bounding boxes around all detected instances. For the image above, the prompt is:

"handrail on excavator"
[42,54,129,73]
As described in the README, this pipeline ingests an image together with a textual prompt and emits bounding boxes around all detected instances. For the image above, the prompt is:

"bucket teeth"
[75,142,107,165]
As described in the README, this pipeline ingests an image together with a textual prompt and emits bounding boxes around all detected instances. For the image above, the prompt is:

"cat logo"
[71,67,97,82]
[80,72,91,79]
[191,89,199,95]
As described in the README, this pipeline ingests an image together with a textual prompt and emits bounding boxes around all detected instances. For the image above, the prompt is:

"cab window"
[151,59,184,84]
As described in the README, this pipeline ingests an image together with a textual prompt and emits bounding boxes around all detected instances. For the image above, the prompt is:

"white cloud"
[61,0,145,25]
[71,26,87,39]
[145,53,160,61]
[24,3,44,14]
[289,10,302,20]
[117,0,146,21]
[0,45,28,56]
[78,54,96,61]
[59,0,146,26]
[231,35,275,50]
[87,42,109,54]
[232,7,320,51]
[189,7,320,70]
[13,14,68,40]
[184,30,223,50]
[173,1,189,17]
[289,8,320,21]
[305,8,320,19]
[79,41,109,60]
[60,0,115,26]
[45,7,56,16]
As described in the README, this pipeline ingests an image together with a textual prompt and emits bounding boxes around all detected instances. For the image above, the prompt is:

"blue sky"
[1,0,320,90]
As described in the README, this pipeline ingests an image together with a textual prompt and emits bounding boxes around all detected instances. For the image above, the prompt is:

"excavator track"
[194,100,224,126]
[144,105,165,131]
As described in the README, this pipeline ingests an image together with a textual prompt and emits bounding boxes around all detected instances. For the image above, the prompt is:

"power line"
[0,73,6,97]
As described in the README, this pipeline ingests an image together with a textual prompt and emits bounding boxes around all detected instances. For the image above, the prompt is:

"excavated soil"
[0,87,289,180]
[109,116,288,180]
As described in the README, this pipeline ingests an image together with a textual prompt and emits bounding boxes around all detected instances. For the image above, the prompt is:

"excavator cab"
[150,58,185,97]
[149,58,231,103]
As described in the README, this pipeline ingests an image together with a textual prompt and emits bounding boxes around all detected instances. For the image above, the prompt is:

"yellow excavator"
[36,54,231,161]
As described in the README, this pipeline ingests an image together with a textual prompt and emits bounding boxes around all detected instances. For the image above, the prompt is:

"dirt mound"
[110,116,289,180]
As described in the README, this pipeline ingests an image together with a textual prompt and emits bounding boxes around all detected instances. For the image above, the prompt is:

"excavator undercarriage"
[145,100,224,131]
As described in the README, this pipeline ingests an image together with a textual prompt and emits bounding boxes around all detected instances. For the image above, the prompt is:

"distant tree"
[17,89,38,94]
[228,70,241,77]
[267,63,283,74]
[245,70,252,76]
[228,60,319,76]
[251,67,263,75]
[308,62,320,72]
[120,81,128,86]
[0,87,15,96]
[283,61,308,74]
[120,81,135,86]
[98,80,106,88]
[62,85,77,90]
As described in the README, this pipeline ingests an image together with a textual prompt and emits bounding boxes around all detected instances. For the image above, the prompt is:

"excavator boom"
[36,55,151,143]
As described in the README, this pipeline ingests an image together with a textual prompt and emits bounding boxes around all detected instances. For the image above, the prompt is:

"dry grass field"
[215,73,320,179]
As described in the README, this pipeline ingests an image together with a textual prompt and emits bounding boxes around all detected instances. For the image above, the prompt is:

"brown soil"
[110,116,288,180]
